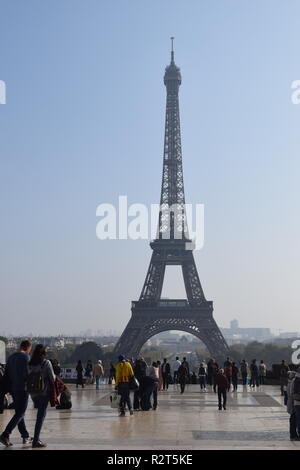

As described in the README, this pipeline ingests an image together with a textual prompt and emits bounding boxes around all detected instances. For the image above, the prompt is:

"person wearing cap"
[286,370,299,441]
[115,355,134,416]
[93,360,104,390]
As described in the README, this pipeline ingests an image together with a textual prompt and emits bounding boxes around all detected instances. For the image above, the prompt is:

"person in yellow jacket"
[115,355,134,416]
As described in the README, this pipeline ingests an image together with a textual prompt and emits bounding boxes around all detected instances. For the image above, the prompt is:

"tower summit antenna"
[171,36,174,63]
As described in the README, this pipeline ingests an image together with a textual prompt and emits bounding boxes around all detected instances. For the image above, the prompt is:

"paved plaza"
[0,384,299,450]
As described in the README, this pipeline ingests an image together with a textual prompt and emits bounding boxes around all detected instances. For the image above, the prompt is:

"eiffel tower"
[114,39,228,360]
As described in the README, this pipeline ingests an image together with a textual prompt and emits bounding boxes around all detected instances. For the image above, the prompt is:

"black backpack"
[27,362,45,394]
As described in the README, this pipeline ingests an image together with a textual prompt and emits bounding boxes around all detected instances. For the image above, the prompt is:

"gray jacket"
[29,359,55,398]
[287,380,295,415]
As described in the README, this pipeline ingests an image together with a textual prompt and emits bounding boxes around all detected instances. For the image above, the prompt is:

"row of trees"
[3,338,295,369]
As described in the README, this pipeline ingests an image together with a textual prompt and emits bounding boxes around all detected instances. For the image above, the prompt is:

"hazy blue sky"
[1,0,300,336]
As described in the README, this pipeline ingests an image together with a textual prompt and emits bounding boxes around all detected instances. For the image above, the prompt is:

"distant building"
[221,320,273,345]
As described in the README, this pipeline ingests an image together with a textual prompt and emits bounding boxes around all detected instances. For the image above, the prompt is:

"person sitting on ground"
[56,384,72,410]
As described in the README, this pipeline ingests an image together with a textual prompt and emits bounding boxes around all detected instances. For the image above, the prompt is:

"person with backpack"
[28,344,55,448]
[0,340,32,448]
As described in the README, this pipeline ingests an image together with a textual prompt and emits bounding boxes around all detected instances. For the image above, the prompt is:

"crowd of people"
[0,340,299,448]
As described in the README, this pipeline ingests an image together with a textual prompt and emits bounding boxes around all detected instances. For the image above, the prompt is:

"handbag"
[129,375,139,391]
[110,390,119,409]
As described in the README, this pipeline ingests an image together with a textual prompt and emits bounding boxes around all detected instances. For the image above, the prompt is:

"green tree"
[68,342,103,365]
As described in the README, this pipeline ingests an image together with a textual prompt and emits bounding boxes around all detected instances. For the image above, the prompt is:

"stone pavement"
[0,384,299,450]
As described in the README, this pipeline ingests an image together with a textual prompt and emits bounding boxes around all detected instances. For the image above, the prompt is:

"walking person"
[161,358,170,391]
[232,362,239,392]
[215,368,229,410]
[240,360,248,386]
[250,359,259,388]
[279,360,290,396]
[182,358,190,379]
[109,362,116,384]
[259,360,267,385]
[0,340,32,448]
[172,357,181,385]
[198,363,207,391]
[178,362,189,394]
[85,360,93,385]
[224,363,232,392]
[286,371,299,441]
[212,360,219,393]
[293,366,300,439]
[115,354,134,417]
[156,360,163,391]
[28,344,56,448]
[133,358,146,410]
[148,362,159,410]
[76,360,84,388]
[207,359,214,388]
[93,360,104,390]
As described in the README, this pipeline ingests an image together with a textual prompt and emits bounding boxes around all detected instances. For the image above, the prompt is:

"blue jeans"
[118,383,132,412]
[32,395,49,443]
[3,391,29,438]
[95,376,101,389]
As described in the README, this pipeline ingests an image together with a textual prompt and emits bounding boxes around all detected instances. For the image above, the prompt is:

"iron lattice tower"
[114,40,228,360]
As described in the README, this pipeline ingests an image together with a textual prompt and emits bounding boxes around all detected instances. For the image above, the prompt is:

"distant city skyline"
[1,1,300,336]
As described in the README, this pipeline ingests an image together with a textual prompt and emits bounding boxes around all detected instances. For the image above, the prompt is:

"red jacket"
[215,373,229,389]
[225,366,232,377]
[50,376,65,407]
